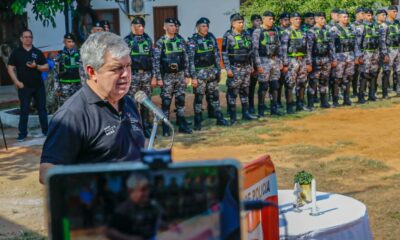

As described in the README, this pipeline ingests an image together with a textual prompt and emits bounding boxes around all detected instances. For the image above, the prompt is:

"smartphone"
[46,160,243,240]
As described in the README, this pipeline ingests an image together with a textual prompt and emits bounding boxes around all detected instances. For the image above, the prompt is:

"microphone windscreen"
[134,91,147,104]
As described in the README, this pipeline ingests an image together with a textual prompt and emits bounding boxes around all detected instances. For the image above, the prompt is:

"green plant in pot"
[294,170,313,204]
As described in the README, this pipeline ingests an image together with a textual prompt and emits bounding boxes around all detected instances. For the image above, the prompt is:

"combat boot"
[242,104,258,120]
[286,102,295,114]
[193,113,202,131]
[382,71,390,99]
[162,123,171,137]
[307,94,314,111]
[270,102,283,116]
[228,105,237,125]
[178,116,192,134]
[320,93,331,108]
[258,104,265,118]
[357,93,366,104]
[215,111,229,126]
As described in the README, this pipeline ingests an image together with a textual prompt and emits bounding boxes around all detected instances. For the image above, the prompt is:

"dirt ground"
[1,94,400,239]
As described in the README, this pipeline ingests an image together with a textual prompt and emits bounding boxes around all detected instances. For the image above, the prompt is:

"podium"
[243,155,279,240]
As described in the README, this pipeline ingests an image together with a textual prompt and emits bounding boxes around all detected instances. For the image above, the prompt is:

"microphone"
[134,91,173,128]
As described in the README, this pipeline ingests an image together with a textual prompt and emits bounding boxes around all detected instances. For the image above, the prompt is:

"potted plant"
[294,170,313,204]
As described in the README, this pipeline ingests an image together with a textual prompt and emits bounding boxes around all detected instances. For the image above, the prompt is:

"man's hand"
[306,65,312,73]
[15,81,24,89]
[192,78,198,88]
[26,60,37,69]
[227,70,234,78]
[384,55,390,64]
[151,77,157,88]
[257,67,264,74]
[331,60,338,68]
[55,91,61,97]
[282,66,288,73]
[355,57,363,65]
[157,80,164,88]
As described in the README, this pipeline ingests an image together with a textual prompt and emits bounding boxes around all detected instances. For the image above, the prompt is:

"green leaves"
[7,0,74,27]
[294,170,313,185]
[241,0,391,24]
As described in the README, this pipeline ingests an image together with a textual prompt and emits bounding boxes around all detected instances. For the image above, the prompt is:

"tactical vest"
[161,37,185,73]
[58,50,80,83]
[227,32,252,64]
[259,28,280,57]
[288,29,306,57]
[194,35,216,68]
[387,22,400,47]
[363,24,379,51]
[313,28,331,57]
[335,25,356,53]
[128,35,152,71]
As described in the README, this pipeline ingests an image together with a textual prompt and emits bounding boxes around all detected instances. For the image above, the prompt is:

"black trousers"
[17,85,48,137]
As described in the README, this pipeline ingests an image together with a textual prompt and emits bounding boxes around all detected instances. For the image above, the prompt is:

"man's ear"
[86,65,96,81]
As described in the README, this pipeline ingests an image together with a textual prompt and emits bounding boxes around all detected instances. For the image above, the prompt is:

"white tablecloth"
[278,190,373,240]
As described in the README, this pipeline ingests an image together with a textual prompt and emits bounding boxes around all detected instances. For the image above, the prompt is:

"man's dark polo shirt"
[41,84,145,165]
[8,46,46,88]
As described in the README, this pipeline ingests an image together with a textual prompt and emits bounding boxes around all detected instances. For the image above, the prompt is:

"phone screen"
[47,162,241,240]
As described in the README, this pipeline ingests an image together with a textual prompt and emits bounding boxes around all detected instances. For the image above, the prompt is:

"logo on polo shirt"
[126,112,142,132]
[104,125,117,136]
[32,53,38,60]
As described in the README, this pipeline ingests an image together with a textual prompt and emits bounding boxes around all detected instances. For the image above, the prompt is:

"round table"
[278,190,373,240]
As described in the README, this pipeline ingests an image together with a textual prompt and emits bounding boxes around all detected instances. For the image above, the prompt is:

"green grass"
[313,156,389,177]
[389,211,400,221]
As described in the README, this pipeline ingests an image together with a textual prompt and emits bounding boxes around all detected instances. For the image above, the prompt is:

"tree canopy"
[241,0,392,21]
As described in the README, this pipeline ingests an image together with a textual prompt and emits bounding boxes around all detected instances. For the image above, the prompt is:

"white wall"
[27,0,240,51]
[144,0,240,40]
[27,3,66,52]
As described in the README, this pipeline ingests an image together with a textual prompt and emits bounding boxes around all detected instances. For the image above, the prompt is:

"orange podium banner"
[243,155,279,240]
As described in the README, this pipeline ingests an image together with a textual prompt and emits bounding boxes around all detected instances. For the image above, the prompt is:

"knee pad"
[194,94,204,105]
[259,82,269,91]
[162,98,172,108]
[176,95,186,106]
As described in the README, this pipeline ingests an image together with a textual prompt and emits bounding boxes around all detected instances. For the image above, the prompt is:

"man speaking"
[39,32,145,184]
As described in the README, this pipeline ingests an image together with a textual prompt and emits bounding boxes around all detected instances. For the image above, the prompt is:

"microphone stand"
[146,116,175,150]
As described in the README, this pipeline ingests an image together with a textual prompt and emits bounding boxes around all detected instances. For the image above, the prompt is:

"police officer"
[188,17,229,130]
[385,6,400,96]
[91,21,105,34]
[248,14,262,114]
[301,12,315,32]
[327,8,340,30]
[329,10,361,106]
[222,13,256,125]
[277,12,290,108]
[154,18,192,136]
[54,33,82,107]
[358,8,387,103]
[252,11,282,116]
[281,12,312,113]
[124,17,155,138]
[307,12,336,109]
[376,9,392,99]
[350,7,365,98]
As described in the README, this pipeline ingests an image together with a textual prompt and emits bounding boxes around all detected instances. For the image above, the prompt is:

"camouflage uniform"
[281,26,312,113]
[188,32,228,130]
[277,26,290,107]
[247,27,259,114]
[329,23,361,106]
[381,19,400,97]
[124,32,154,138]
[252,25,282,116]
[154,35,192,135]
[307,25,336,108]
[351,19,364,97]
[358,20,387,102]
[326,20,339,99]
[54,47,82,107]
[222,29,255,124]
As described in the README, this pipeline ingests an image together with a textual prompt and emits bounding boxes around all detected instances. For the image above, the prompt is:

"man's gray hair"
[126,173,149,190]
[80,32,130,72]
